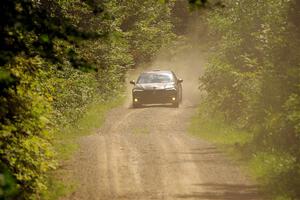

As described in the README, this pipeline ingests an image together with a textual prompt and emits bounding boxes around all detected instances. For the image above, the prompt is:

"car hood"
[134,83,176,90]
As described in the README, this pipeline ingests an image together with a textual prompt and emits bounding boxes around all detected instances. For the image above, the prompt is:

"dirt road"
[63,50,262,200]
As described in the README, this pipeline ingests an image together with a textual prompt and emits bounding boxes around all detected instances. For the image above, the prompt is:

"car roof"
[142,70,173,74]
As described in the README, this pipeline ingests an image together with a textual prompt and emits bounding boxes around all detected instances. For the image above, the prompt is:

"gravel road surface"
[63,52,263,200]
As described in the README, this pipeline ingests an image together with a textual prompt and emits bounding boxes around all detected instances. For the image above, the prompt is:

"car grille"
[133,89,176,103]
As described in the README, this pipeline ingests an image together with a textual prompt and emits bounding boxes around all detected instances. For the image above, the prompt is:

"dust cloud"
[150,11,209,106]
[126,5,209,106]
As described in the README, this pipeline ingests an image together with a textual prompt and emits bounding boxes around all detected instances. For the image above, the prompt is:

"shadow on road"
[174,183,261,200]
[169,147,228,165]
[175,147,224,155]
[128,104,176,109]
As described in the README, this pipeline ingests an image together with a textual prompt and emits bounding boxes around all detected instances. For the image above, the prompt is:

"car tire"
[172,101,179,108]
[133,103,141,108]
[179,92,182,103]
[179,87,183,103]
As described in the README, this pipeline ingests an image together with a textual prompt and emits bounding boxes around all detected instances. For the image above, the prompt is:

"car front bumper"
[133,89,178,104]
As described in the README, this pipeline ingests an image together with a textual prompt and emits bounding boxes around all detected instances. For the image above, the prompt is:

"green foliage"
[0,0,97,69]
[200,0,300,198]
[0,57,56,199]
[0,163,18,199]
[188,0,225,9]
[189,101,252,146]
[42,95,124,200]
[1,0,177,199]
[118,0,177,63]
[51,66,98,127]
[250,151,297,198]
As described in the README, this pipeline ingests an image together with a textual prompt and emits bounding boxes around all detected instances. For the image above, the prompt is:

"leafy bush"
[200,0,300,198]
[0,57,56,199]
[118,0,177,63]
[0,0,177,199]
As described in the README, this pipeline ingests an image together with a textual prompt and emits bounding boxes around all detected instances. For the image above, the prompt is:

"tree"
[201,0,300,198]
[0,0,177,198]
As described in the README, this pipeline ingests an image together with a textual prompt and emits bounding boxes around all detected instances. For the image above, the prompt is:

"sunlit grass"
[189,111,251,146]
[249,151,296,200]
[54,94,125,159]
[42,178,76,200]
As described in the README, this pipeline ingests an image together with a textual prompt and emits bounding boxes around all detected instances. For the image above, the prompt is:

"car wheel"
[172,101,179,108]
[133,102,141,108]
[179,86,183,103]
[179,92,182,103]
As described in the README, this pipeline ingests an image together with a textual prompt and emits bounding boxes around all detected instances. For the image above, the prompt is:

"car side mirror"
[178,78,183,83]
[130,80,136,85]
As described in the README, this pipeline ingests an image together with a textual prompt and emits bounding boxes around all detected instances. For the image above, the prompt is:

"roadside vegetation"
[191,0,300,199]
[0,0,177,199]
[43,95,125,200]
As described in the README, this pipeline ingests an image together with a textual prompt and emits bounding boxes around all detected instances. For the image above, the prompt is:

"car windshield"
[137,72,174,84]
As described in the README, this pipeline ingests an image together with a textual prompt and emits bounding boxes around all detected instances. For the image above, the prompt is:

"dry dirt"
[62,49,263,200]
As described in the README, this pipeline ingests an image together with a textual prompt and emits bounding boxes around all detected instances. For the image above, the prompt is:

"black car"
[130,70,183,107]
